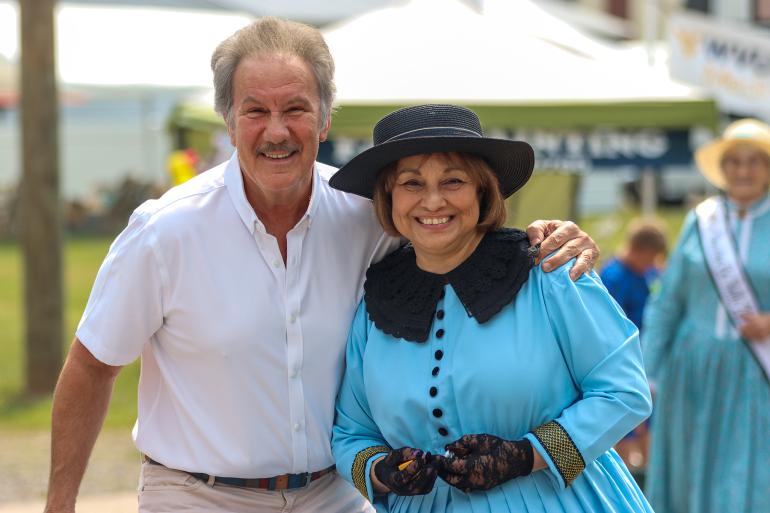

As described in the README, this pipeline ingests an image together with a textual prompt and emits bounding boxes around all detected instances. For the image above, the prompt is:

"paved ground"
[0,429,139,512]
[0,493,137,513]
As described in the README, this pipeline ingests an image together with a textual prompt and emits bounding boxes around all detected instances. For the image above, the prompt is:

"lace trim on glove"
[532,420,586,486]
[352,445,389,498]
[364,228,536,342]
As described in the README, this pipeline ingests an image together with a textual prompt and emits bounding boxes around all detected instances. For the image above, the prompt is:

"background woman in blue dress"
[329,104,654,513]
[643,119,770,513]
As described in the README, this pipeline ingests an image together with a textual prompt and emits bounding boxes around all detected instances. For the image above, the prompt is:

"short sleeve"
[76,206,167,365]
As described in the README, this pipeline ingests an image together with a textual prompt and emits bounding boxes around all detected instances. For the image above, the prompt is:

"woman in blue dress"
[328,104,653,513]
[643,119,770,513]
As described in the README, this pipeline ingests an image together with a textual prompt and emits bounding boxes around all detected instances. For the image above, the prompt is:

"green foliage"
[0,238,139,429]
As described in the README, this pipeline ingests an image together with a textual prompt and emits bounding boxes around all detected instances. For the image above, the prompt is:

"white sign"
[668,10,770,119]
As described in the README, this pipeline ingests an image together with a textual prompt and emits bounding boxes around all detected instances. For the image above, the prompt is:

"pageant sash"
[696,196,770,382]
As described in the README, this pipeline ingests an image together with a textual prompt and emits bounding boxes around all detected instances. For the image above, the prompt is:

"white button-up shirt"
[76,153,399,478]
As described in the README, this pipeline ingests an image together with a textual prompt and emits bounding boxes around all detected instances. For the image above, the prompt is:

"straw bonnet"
[694,118,770,189]
[329,104,534,199]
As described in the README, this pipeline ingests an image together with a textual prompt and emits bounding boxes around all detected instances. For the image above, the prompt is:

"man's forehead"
[232,54,320,103]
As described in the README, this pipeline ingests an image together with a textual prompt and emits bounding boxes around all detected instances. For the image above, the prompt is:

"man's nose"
[264,114,290,143]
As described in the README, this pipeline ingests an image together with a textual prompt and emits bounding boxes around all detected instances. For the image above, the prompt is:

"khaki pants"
[138,462,375,513]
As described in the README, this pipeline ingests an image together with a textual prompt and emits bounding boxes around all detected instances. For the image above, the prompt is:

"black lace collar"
[363,228,537,343]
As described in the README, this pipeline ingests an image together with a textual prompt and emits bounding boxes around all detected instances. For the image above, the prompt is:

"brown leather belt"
[143,455,336,490]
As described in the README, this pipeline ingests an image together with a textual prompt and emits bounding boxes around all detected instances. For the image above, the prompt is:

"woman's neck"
[727,191,769,218]
[414,231,485,275]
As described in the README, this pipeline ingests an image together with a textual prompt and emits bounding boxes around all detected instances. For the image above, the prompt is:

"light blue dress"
[643,194,770,513]
[332,231,654,513]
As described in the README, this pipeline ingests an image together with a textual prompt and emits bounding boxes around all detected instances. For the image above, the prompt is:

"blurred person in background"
[643,118,770,513]
[599,219,667,486]
[600,220,667,333]
[330,104,653,513]
[43,17,600,513]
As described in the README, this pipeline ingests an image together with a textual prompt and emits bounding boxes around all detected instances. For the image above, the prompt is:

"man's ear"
[225,114,236,147]
[319,115,331,143]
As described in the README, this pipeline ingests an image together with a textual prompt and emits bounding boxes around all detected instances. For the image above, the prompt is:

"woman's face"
[390,153,481,263]
[721,143,770,205]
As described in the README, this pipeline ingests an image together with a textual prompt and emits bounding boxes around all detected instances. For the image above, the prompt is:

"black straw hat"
[329,104,535,199]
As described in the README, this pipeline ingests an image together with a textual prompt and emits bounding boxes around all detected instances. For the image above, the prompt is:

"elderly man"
[44,17,598,513]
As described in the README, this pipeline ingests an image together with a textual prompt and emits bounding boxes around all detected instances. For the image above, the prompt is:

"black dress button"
[432,408,443,418]
[439,290,445,299]
[435,329,445,339]
[429,386,438,397]
[432,366,440,376]
[438,427,448,436]
[436,310,445,320]
[434,350,444,360]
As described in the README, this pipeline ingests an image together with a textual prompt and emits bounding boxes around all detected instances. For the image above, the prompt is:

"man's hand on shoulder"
[526,220,599,281]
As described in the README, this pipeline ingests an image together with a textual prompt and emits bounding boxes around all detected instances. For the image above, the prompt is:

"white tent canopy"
[323,0,704,103]
[0,2,250,88]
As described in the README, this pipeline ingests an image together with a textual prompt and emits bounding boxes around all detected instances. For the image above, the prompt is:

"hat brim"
[328,135,535,199]
[695,138,770,190]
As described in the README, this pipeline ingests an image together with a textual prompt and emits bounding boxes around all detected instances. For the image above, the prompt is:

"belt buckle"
[289,472,311,489]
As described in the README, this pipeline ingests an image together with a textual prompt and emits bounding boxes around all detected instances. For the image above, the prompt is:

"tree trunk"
[20,0,63,395]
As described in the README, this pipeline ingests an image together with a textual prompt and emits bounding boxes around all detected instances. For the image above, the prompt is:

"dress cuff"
[528,420,586,487]
[351,445,389,500]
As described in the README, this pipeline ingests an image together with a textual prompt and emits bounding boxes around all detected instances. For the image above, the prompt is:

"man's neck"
[242,172,313,262]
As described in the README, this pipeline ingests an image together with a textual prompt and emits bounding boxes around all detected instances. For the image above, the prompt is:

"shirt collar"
[224,151,323,235]
[363,229,536,343]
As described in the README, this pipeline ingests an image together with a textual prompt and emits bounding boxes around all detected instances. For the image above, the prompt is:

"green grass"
[0,206,689,429]
[0,237,139,429]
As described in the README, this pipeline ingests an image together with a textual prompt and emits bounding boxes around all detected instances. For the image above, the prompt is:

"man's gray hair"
[211,17,336,128]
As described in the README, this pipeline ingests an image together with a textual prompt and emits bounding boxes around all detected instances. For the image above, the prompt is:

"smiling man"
[44,18,599,513]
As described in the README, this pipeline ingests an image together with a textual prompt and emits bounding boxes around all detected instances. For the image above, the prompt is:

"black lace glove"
[373,447,438,496]
[433,434,534,492]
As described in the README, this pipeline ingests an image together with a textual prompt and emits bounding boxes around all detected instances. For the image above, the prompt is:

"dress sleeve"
[332,301,390,504]
[641,211,694,384]
[523,264,652,489]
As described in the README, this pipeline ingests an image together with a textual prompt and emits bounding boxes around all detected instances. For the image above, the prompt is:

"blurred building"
[566,0,770,120]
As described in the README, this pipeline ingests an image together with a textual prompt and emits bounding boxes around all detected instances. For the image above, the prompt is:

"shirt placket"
[285,217,309,473]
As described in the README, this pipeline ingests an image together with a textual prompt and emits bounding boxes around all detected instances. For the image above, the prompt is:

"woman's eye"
[399,180,422,190]
[443,178,466,188]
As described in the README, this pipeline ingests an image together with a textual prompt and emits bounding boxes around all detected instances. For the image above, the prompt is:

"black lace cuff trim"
[363,228,536,342]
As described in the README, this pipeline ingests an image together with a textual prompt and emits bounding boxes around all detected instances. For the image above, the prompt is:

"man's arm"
[45,339,122,513]
[526,220,599,281]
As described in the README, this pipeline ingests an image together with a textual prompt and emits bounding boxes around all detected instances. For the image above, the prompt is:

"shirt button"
[429,386,438,397]
[432,366,440,377]
[435,329,445,339]
[438,427,448,436]
[432,408,443,418]
[436,310,445,320]
[435,350,444,360]
[290,312,298,323]
[273,260,281,268]
[293,423,301,432]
